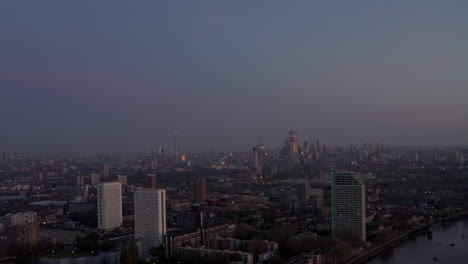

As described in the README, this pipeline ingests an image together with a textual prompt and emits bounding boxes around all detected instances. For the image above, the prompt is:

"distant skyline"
[1,1,467,153]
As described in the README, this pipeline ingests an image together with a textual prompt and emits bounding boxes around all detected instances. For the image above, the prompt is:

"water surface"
[367,220,468,264]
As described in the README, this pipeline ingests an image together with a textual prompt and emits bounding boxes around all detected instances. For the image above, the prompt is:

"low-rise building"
[207,237,278,262]
[5,211,39,246]
[176,247,254,264]
[165,223,235,257]
[40,250,121,264]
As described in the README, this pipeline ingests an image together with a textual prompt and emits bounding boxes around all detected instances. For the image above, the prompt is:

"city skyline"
[1,1,467,153]
[1,2,468,263]
[1,130,468,155]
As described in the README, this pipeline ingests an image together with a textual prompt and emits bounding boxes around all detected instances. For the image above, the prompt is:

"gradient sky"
[1,1,467,154]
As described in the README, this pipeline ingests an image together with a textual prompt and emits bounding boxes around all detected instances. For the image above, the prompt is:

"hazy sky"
[1,1,467,154]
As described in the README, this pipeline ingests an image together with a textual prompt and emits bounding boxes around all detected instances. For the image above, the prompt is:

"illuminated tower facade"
[287,131,299,157]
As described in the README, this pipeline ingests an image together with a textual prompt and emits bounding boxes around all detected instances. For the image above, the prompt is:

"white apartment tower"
[98,182,122,230]
[134,188,166,247]
[331,171,366,242]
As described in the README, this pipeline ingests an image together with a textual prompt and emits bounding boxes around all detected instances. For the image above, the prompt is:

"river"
[367,220,468,264]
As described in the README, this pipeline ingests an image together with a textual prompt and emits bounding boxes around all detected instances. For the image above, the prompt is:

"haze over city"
[3,2,468,264]
[1,1,467,153]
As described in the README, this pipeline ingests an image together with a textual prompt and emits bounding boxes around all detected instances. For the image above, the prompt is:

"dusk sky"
[1,1,467,154]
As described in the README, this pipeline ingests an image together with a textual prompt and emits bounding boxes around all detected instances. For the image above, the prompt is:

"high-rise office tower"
[287,131,299,157]
[193,178,206,203]
[102,164,110,177]
[98,182,122,230]
[134,188,166,247]
[376,141,382,154]
[331,171,366,242]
